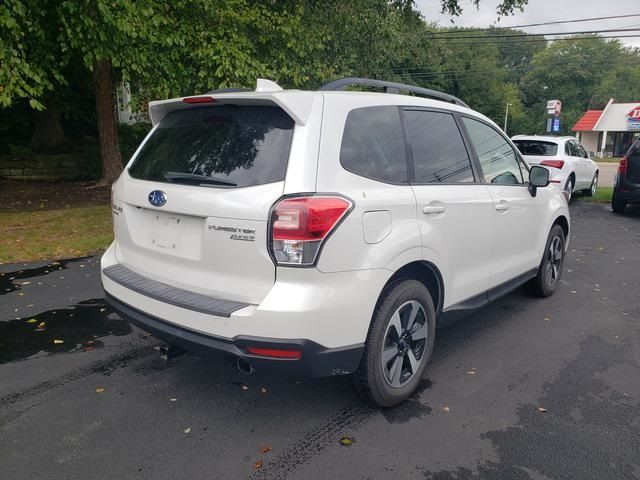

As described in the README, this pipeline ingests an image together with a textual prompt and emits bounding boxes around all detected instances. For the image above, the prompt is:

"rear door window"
[340,106,408,183]
[513,140,558,156]
[403,109,474,183]
[128,105,294,188]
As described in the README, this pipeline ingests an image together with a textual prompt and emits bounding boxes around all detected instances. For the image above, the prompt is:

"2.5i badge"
[208,224,256,242]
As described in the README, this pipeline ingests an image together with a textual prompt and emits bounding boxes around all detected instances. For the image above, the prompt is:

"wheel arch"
[382,261,444,316]
[553,214,569,240]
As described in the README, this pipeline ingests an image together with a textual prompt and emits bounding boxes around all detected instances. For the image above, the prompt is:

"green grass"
[0,204,113,264]
[595,157,621,164]
[577,186,613,204]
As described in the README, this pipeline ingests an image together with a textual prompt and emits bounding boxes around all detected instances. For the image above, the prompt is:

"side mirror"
[528,165,549,197]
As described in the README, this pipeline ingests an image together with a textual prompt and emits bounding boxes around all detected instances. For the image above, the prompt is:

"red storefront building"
[572,99,640,157]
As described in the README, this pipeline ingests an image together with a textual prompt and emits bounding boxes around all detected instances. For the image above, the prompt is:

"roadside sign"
[546,99,562,115]
[552,118,561,133]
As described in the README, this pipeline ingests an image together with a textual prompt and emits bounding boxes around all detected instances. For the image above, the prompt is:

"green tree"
[520,36,630,134]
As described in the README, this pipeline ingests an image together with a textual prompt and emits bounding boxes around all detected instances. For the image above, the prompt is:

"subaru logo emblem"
[148,190,167,207]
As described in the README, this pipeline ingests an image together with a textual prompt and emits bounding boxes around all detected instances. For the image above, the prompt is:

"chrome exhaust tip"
[236,358,254,375]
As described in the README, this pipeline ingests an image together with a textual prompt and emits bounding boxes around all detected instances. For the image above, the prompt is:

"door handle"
[422,205,445,214]
[495,201,509,212]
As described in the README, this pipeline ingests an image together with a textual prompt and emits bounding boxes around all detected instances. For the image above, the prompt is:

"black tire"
[611,193,627,214]
[527,224,566,298]
[584,173,598,197]
[351,279,436,408]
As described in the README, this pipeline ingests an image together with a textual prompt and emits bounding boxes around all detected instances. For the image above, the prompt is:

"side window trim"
[453,113,485,183]
[400,106,478,185]
[398,106,416,184]
[458,113,527,187]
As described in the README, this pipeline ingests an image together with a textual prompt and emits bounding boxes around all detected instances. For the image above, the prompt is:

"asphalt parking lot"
[1,201,639,480]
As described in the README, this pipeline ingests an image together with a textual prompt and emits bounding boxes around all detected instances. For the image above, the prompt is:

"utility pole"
[504,102,512,135]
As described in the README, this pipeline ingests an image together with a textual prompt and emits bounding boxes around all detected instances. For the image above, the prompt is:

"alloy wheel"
[545,235,563,287]
[565,178,573,202]
[381,300,428,388]
[591,174,598,196]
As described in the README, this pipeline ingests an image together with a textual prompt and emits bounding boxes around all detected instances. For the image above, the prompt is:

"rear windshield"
[129,105,294,188]
[513,140,558,156]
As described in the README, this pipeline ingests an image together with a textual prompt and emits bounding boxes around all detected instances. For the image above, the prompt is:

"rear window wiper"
[163,171,238,187]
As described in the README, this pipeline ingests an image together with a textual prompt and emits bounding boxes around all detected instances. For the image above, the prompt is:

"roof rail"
[319,77,469,108]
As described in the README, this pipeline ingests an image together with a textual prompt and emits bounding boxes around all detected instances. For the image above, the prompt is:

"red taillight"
[270,196,352,266]
[182,96,216,104]
[246,347,302,359]
[619,156,628,176]
[540,159,565,169]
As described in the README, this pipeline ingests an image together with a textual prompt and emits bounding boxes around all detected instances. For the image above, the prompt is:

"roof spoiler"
[148,79,311,126]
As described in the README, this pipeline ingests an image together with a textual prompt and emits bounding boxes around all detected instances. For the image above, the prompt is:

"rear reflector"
[270,195,352,266]
[540,160,565,169]
[182,96,216,104]
[246,347,302,359]
[619,156,628,176]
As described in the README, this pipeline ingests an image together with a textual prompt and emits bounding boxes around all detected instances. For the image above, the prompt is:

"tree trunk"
[30,98,65,153]
[94,58,123,184]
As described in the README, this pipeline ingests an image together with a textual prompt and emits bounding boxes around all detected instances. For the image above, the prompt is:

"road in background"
[597,161,619,188]
[1,202,639,479]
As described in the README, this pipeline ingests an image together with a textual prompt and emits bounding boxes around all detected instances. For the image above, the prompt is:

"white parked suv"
[512,135,599,202]
[102,78,570,406]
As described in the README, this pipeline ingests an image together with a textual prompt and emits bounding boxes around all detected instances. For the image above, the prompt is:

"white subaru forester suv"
[102,78,570,407]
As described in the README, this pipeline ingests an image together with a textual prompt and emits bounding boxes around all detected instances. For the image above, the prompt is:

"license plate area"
[152,214,180,249]
[131,209,203,260]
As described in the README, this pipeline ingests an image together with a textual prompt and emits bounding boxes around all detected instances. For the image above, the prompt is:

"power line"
[428,13,640,35]
[429,27,640,40]
[435,34,640,45]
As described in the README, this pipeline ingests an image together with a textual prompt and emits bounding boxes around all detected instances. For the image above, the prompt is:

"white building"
[572,99,640,157]
[116,82,148,125]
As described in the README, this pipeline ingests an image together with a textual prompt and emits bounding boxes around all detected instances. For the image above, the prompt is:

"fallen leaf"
[242,385,249,390]
[443,406,450,412]
[17,292,25,296]
[26,318,37,324]
[100,308,106,312]
[96,387,105,393]
[261,388,267,393]
[83,347,95,352]
[467,368,477,375]
[259,445,272,455]
[339,436,355,446]
[170,398,177,402]
[37,322,45,328]
[21,281,31,285]
[254,460,263,470]
[544,317,551,322]
[53,339,64,344]
[184,428,191,434]
[538,407,547,413]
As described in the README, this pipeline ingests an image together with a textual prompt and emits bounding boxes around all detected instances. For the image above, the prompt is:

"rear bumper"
[105,293,363,377]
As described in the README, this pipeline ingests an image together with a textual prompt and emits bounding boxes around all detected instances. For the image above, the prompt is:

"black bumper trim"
[103,264,250,317]
[104,292,364,377]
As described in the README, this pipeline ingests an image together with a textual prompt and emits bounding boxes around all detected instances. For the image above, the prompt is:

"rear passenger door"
[403,108,494,308]
[460,116,545,291]
[572,140,591,187]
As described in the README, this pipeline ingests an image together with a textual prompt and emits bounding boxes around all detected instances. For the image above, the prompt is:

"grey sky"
[415,0,640,48]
